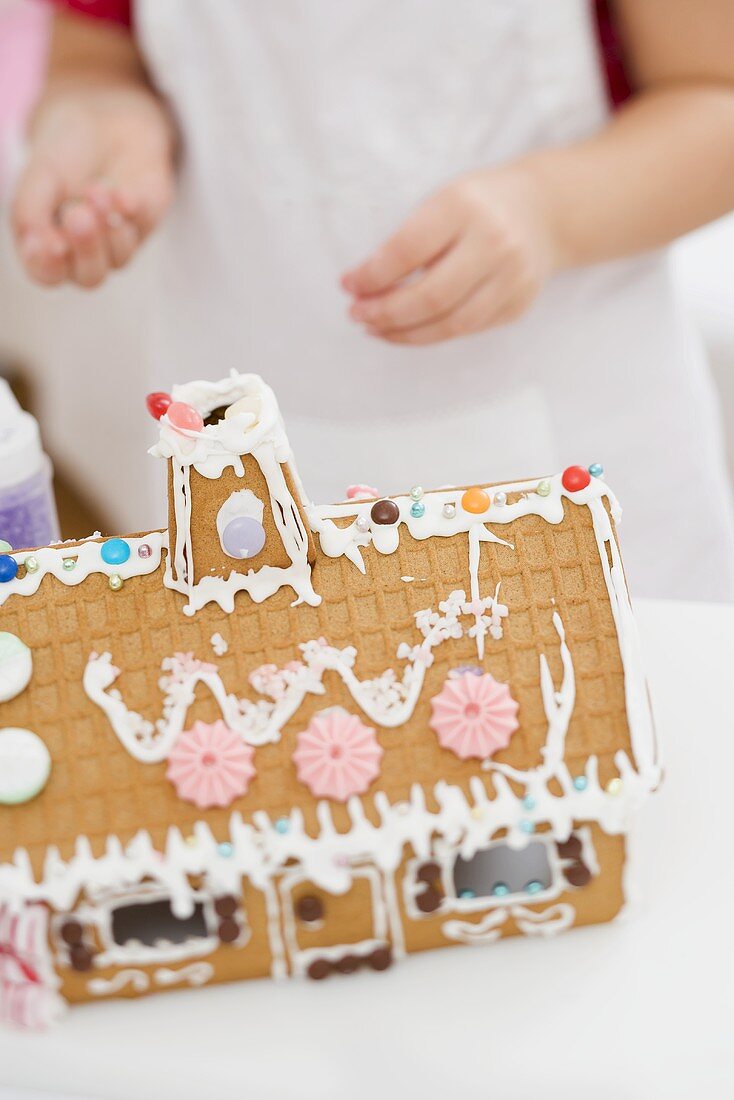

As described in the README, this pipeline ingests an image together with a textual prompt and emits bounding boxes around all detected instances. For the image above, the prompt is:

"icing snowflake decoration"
[166,720,255,808]
[429,671,519,760]
[292,708,383,801]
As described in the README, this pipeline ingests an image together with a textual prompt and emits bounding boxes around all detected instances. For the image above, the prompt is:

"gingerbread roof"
[0,373,659,914]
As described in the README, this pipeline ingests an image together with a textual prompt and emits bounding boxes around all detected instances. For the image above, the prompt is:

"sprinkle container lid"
[0,380,47,490]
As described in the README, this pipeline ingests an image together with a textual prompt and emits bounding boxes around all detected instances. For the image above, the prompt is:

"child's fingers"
[349,236,489,332]
[83,180,141,269]
[12,163,70,284]
[106,216,140,269]
[342,192,460,297]
[111,167,173,240]
[12,160,64,239]
[18,230,70,286]
[373,275,517,346]
[60,200,111,288]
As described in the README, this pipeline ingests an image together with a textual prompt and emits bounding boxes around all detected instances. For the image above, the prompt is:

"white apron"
[135,0,734,601]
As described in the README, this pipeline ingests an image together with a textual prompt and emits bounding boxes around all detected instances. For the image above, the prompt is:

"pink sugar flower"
[292,708,383,801]
[166,720,255,808]
[430,671,519,760]
[345,484,379,501]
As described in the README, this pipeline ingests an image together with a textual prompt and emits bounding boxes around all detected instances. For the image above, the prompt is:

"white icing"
[0,367,659,992]
[0,728,51,805]
[0,532,166,608]
[279,865,389,976]
[88,969,149,997]
[403,828,593,923]
[153,961,214,988]
[151,372,320,615]
[83,589,509,759]
[309,473,658,785]
[210,633,229,656]
[4,618,654,928]
[442,902,575,944]
[307,473,612,573]
[0,633,32,702]
[71,882,221,969]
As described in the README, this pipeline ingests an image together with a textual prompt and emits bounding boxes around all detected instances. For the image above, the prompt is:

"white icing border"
[0,532,166,608]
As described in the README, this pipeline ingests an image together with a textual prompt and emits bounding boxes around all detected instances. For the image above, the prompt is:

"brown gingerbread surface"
[0,492,630,874]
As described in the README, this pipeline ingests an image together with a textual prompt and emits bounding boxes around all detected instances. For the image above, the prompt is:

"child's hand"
[12,89,175,289]
[342,166,561,344]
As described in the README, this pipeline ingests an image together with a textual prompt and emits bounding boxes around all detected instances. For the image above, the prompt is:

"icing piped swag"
[0,370,658,1028]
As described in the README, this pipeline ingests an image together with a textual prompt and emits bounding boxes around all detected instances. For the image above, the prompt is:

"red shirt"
[52,0,632,107]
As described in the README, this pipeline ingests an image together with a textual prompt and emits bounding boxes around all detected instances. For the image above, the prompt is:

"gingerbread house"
[0,371,659,1027]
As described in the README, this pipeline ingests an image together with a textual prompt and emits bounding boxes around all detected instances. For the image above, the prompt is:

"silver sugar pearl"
[494,491,507,506]
[355,515,370,533]
[409,485,424,502]
[442,503,457,520]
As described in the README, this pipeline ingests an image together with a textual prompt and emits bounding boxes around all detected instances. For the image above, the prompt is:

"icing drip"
[587,498,660,780]
[307,473,617,573]
[83,589,508,759]
[0,532,166,608]
[6,620,655,918]
[151,371,320,615]
[310,473,659,786]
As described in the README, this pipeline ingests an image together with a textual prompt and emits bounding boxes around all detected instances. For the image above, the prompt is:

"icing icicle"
[150,372,320,615]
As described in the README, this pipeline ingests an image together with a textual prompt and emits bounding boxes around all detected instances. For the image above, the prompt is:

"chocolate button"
[416,861,441,884]
[564,861,592,888]
[556,835,582,860]
[370,499,400,526]
[218,918,240,943]
[368,946,392,972]
[334,954,360,974]
[214,895,238,918]
[416,886,442,914]
[69,944,93,972]
[295,894,323,923]
[60,919,83,945]
[307,958,331,981]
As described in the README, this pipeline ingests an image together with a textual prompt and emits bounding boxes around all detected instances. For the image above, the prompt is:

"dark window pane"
[111,899,208,946]
[453,842,552,899]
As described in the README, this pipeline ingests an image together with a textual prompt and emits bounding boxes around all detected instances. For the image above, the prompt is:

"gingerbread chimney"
[149,372,318,616]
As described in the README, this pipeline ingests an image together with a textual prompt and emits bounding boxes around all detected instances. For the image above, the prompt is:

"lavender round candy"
[222,516,266,559]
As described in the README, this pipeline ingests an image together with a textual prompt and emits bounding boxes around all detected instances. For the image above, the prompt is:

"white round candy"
[224,394,262,426]
[0,727,51,805]
[0,632,32,702]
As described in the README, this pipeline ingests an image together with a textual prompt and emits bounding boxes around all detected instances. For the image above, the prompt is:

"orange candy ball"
[461,487,491,514]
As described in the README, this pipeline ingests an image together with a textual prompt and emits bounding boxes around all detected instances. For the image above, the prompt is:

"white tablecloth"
[1,598,732,1100]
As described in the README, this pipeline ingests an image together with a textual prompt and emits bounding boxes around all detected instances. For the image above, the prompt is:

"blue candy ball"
[0,556,18,583]
[101,538,131,566]
[588,463,604,479]
[222,516,266,559]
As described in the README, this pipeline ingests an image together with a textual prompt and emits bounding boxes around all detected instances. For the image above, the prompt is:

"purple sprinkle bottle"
[0,380,59,551]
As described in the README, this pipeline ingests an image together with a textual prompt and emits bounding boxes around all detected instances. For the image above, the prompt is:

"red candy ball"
[561,465,591,493]
[145,392,173,421]
[167,401,204,433]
